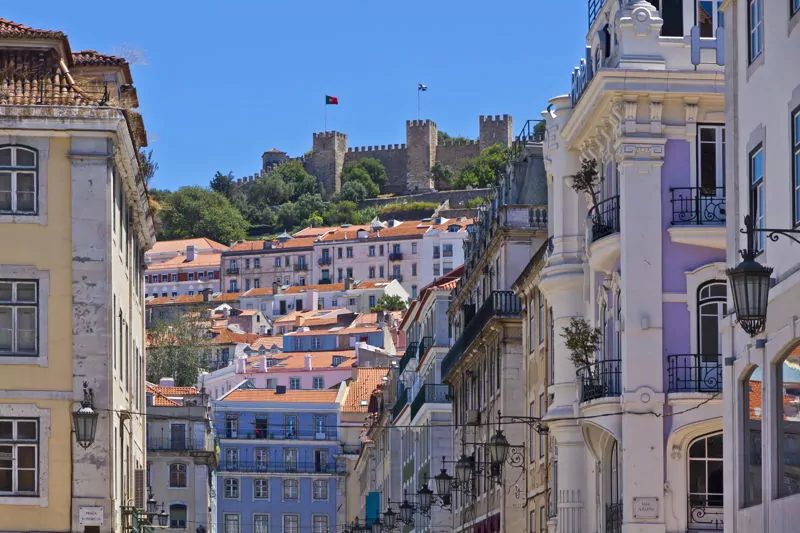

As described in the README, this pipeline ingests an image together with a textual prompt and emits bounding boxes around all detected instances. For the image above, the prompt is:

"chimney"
[186,245,196,262]
[276,385,287,395]
[273,281,281,295]
[260,355,268,372]
[305,353,312,371]
[159,377,175,387]
[296,315,306,328]
[201,288,212,302]
[234,355,246,374]
[351,364,359,381]
[345,277,354,290]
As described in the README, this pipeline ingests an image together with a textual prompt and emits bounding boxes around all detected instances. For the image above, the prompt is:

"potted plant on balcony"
[561,318,603,399]
[569,159,610,238]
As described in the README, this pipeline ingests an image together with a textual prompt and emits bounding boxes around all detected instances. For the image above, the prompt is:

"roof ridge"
[0,18,65,38]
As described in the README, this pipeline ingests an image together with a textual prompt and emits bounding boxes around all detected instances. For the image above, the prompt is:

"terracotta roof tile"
[281,280,392,294]
[72,50,127,66]
[146,384,199,407]
[245,350,356,371]
[146,292,242,307]
[352,313,379,325]
[224,389,339,403]
[229,236,317,253]
[294,226,338,237]
[248,336,284,350]
[0,18,64,39]
[146,252,222,271]
[242,287,274,297]
[286,325,382,337]
[207,328,261,345]
[343,368,390,412]
[148,238,229,255]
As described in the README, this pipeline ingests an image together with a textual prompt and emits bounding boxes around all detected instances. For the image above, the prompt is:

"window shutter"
[134,469,145,509]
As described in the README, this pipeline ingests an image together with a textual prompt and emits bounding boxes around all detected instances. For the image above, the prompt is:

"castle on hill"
[242,115,520,195]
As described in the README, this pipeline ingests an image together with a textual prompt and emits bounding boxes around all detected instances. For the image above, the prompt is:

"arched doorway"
[687,432,723,530]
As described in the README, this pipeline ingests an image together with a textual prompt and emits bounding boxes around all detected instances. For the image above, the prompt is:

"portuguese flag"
[325,95,339,105]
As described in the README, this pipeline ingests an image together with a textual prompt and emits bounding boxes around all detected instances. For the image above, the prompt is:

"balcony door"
[697,281,726,392]
[170,423,186,451]
[697,126,726,194]
[688,432,723,530]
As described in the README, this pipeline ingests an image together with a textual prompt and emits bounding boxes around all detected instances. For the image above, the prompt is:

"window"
[379,245,384,256]
[411,285,417,299]
[315,449,329,472]
[285,416,298,437]
[171,274,178,282]
[225,448,240,468]
[529,402,536,462]
[411,263,417,276]
[313,515,329,533]
[778,345,800,496]
[349,298,357,306]
[698,282,726,362]
[311,337,321,350]
[169,504,187,529]
[284,448,298,470]
[332,298,338,307]
[321,269,330,282]
[254,515,270,533]
[283,479,299,501]
[529,510,535,533]
[750,146,765,252]
[289,377,301,390]
[794,0,800,16]
[688,432,723,511]
[433,245,440,259]
[0,146,37,214]
[254,278,261,289]
[313,376,324,389]
[433,264,441,277]
[313,416,326,435]
[283,515,299,533]
[346,247,353,258]
[346,268,353,279]
[245,259,251,269]
[794,108,800,225]
[379,266,384,278]
[254,258,261,269]
[246,279,251,291]
[224,514,240,533]
[443,243,453,257]
[698,125,726,195]
[169,463,187,487]
[285,256,290,267]
[274,257,281,267]
[0,418,37,494]
[748,0,763,62]
[332,355,345,367]
[295,338,305,351]
[224,478,239,499]
[369,295,376,308]
[255,447,269,468]
[369,246,375,257]
[412,242,417,254]
[0,280,38,355]
[254,478,270,499]
[313,480,329,500]
[539,506,546,533]
[369,266,376,279]
[743,366,762,506]
[229,280,238,293]
[187,272,194,281]
[697,0,724,37]
[539,393,546,458]
[337,248,343,259]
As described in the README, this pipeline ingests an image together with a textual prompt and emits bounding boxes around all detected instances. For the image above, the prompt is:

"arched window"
[606,440,622,533]
[743,366,762,506]
[0,145,37,215]
[688,432,723,506]
[169,503,187,529]
[777,344,800,497]
[697,281,726,359]
[169,463,187,487]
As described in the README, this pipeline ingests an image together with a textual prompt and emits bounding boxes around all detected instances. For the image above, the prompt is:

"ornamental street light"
[382,508,397,530]
[72,381,98,448]
[371,519,383,533]
[433,468,454,499]
[488,429,510,466]
[399,500,413,524]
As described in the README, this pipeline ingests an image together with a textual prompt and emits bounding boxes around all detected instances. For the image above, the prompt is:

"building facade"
[145,238,229,297]
[214,386,344,533]
[721,0,800,530]
[0,19,156,533]
[540,1,727,531]
[222,234,317,294]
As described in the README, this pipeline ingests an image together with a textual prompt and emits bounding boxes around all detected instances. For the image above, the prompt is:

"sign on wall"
[632,497,659,519]
[79,506,104,526]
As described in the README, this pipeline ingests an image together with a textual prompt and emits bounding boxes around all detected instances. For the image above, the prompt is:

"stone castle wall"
[343,144,408,195]
[435,140,481,173]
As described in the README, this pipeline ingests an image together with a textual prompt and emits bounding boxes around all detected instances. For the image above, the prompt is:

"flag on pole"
[325,95,339,105]
[418,83,428,92]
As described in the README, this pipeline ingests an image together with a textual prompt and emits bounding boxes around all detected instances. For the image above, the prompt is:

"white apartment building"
[721,0,800,531]
[145,238,228,297]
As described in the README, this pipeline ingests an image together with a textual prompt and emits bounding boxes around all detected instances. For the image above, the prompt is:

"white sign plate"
[632,497,659,519]
[79,506,104,526]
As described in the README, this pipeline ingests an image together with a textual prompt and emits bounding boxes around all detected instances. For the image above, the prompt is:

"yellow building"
[0,19,155,533]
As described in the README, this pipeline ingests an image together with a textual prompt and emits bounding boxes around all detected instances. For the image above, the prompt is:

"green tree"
[569,158,600,207]
[336,181,369,203]
[431,162,454,190]
[370,294,408,312]
[158,186,249,244]
[452,144,510,189]
[437,131,473,144]
[146,311,208,387]
[561,317,601,373]
[210,171,235,198]
[352,158,387,192]
[270,161,319,198]
[533,120,546,139]
[341,163,380,198]
[276,193,326,230]
[137,149,159,186]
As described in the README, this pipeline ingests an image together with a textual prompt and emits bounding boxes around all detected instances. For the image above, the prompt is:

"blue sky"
[6,1,587,190]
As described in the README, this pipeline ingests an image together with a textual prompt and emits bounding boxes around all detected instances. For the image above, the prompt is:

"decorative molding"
[618,143,665,160]
[0,390,72,400]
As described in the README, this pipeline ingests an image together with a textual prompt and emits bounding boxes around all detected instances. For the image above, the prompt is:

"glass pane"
[16,173,34,192]
[15,149,34,167]
[0,423,11,440]
[0,172,11,211]
[15,283,36,303]
[698,1,714,37]
[700,313,719,354]
[0,469,11,491]
[707,434,723,458]
[17,446,35,468]
[17,421,36,440]
[0,149,11,167]
[0,308,12,352]
[690,439,706,458]
[0,283,11,302]
[689,460,707,494]
[17,469,35,492]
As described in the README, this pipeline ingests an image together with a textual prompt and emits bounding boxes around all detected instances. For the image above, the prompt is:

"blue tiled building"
[214,384,343,533]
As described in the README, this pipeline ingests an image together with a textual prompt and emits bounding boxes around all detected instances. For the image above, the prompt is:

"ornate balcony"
[577,359,621,403]
[293,263,309,271]
[398,342,418,375]
[318,256,332,266]
[667,354,722,394]
[225,266,240,275]
[147,436,214,452]
[588,195,620,243]
[687,495,723,531]
[389,252,403,261]
[410,384,450,420]
[392,387,409,420]
[217,460,341,474]
[670,187,726,225]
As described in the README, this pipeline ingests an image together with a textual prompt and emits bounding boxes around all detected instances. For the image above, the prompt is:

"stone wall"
[435,140,481,173]
[305,131,347,196]
[362,188,490,208]
[405,120,437,192]
[344,144,408,195]
[478,114,513,150]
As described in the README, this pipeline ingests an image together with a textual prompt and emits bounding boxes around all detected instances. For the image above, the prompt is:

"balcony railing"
[225,266,240,275]
[510,119,546,161]
[588,195,620,243]
[147,436,214,452]
[577,359,621,403]
[294,263,309,271]
[391,274,403,282]
[319,278,332,284]
[398,342,418,375]
[410,384,450,420]
[217,461,340,474]
[215,428,338,441]
[392,388,409,420]
[588,0,604,29]
[670,187,726,225]
[389,252,403,261]
[318,257,332,266]
[605,502,622,533]
[688,495,723,531]
[442,291,522,379]
[667,354,722,393]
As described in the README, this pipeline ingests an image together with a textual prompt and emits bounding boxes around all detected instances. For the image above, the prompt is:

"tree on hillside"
[137,149,159,186]
[210,171,235,198]
[336,181,369,203]
[431,162,454,190]
[147,311,208,387]
[452,144,510,189]
[158,186,249,244]
[438,131,473,144]
[269,161,319,198]
[342,161,382,198]
[276,193,326,231]
[370,294,408,312]
[352,158,387,192]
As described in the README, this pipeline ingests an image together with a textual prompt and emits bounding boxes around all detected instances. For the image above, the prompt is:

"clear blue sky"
[6,1,587,190]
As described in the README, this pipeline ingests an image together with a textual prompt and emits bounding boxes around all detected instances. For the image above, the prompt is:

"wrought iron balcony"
[147,436,214,452]
[442,291,522,379]
[293,263,309,271]
[667,354,722,393]
[392,387,409,420]
[510,119,546,161]
[217,460,340,474]
[389,252,403,261]
[391,274,403,282]
[688,495,723,531]
[319,278,332,284]
[225,266,240,275]
[670,187,726,225]
[605,502,622,533]
[318,256,332,266]
[398,342,418,375]
[588,195,620,243]
[215,427,338,441]
[410,384,450,420]
[577,359,621,403]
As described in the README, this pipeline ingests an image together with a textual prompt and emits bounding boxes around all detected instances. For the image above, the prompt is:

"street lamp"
[727,214,800,337]
[382,508,397,530]
[146,487,158,523]
[157,506,168,528]
[399,500,413,524]
[371,519,383,533]
[488,428,510,466]
[417,483,433,511]
[454,454,473,485]
[433,468,454,499]
[72,381,98,448]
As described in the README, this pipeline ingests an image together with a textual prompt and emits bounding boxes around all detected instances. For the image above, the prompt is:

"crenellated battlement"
[439,139,478,147]
[406,119,437,128]
[347,143,407,153]
[480,114,510,123]
[312,131,347,141]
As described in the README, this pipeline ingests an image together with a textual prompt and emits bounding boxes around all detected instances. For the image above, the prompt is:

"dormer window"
[447,225,460,232]
[331,355,345,367]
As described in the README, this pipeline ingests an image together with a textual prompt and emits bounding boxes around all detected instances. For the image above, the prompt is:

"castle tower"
[307,131,348,196]
[405,119,437,192]
[261,148,288,173]
[479,114,513,150]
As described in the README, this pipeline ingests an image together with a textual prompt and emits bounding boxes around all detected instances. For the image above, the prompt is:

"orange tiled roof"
[245,350,356,371]
[148,238,229,255]
[401,266,462,329]
[146,384,199,407]
[317,225,371,242]
[146,292,242,306]
[242,287,274,297]
[208,328,261,345]
[294,226,338,237]
[352,313,379,325]
[146,252,222,271]
[281,280,392,294]
[343,368,390,413]
[0,18,64,39]
[286,325,382,337]
[229,236,316,253]
[72,50,127,66]
[318,221,432,242]
[273,308,352,325]
[224,389,339,403]
[429,218,473,232]
[249,336,284,350]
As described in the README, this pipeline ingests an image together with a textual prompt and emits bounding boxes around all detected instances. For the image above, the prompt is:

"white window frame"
[0,279,38,357]
[224,477,239,499]
[696,125,726,192]
[224,514,240,533]
[255,447,269,468]
[282,479,299,501]
[793,107,800,225]
[748,0,763,62]
[0,417,38,497]
[289,377,301,390]
[254,514,270,533]
[0,267,49,367]
[0,145,40,219]
[311,337,321,350]
[168,462,187,488]
[283,514,299,533]
[312,479,329,501]
[750,145,765,252]
[169,503,188,530]
[313,376,324,390]
[0,405,49,506]
[254,478,270,500]
[696,0,724,38]
[312,515,329,533]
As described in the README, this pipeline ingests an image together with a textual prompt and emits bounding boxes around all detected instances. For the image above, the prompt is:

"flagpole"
[417,89,420,120]
[325,103,327,133]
